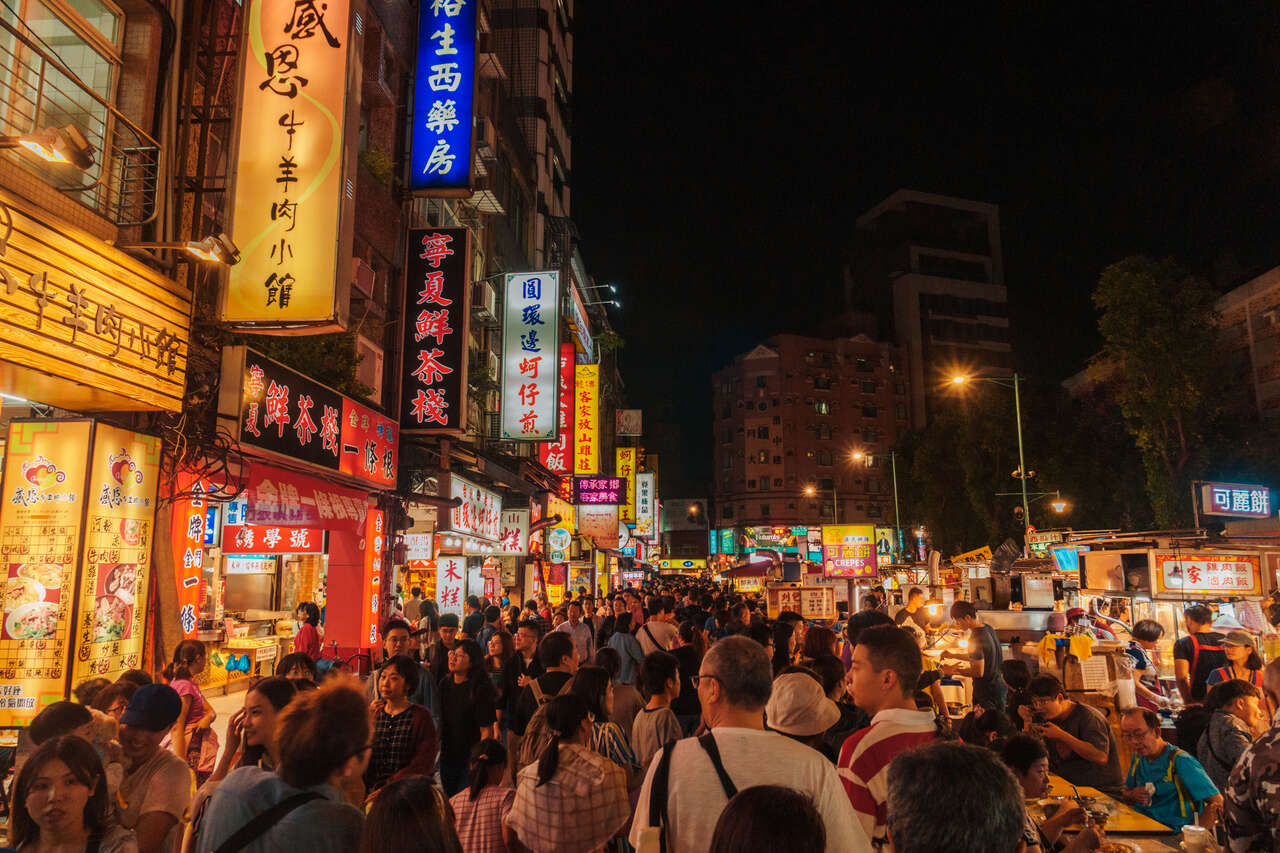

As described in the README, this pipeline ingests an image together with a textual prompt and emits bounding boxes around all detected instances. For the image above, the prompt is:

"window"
[819,478,834,490]
[755,375,768,387]
[896,403,907,420]
[744,401,754,410]
[814,376,831,390]
[856,357,872,373]
[757,426,769,439]
[773,455,781,464]
[760,504,771,516]
[772,415,781,425]
[721,406,731,419]
[817,450,833,466]
[862,405,878,418]
[747,479,756,488]
[759,479,770,492]
[815,400,831,415]
[867,478,881,493]
[867,505,882,518]
[861,381,877,394]
[722,505,733,519]
[721,428,731,444]
[756,450,768,463]
[722,455,733,469]
[773,478,782,487]
[895,381,906,396]
[816,425,832,440]
[805,351,816,364]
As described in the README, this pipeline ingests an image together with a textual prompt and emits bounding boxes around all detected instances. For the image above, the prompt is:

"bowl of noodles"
[93,595,129,642]
[104,564,139,605]
[3,576,45,611]
[6,601,58,639]
[18,563,63,590]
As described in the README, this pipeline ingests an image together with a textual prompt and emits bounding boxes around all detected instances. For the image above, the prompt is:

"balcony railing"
[0,15,160,226]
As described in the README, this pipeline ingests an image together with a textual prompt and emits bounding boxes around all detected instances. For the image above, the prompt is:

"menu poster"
[0,420,93,726]
[72,425,161,684]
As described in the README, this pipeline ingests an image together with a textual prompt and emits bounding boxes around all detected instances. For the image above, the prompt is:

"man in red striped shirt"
[838,625,939,850]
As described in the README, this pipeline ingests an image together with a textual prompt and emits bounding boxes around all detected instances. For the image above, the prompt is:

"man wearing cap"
[116,683,195,853]
[838,625,939,850]
[429,612,462,678]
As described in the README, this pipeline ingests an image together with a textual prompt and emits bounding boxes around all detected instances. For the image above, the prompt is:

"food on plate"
[104,564,139,604]
[1096,843,1136,853]
[3,576,45,611]
[6,601,58,640]
[119,518,142,546]
[93,595,129,642]
[17,563,63,589]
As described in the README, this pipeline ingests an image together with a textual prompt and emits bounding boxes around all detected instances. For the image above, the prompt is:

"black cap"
[120,683,182,731]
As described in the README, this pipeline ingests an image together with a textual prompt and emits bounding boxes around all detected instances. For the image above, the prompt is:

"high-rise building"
[711,334,908,529]
[848,190,1011,427]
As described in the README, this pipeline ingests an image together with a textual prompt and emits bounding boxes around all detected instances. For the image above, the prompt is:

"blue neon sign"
[410,0,476,192]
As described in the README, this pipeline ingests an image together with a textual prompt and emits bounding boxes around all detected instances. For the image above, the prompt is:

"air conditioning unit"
[352,259,376,299]
[475,116,498,161]
[355,335,384,402]
[488,351,501,382]
[471,280,497,323]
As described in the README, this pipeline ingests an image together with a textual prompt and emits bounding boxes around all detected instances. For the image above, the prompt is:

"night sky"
[572,4,1280,496]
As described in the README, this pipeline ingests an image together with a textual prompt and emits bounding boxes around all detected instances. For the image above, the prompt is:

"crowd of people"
[4,582,1280,852]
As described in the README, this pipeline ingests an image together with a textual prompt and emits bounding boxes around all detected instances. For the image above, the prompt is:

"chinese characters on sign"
[635,472,655,539]
[572,477,626,505]
[436,555,465,617]
[573,364,599,474]
[502,272,560,439]
[410,0,475,192]
[821,524,877,579]
[1154,552,1261,596]
[448,475,501,541]
[577,505,619,544]
[539,343,575,473]
[616,449,637,523]
[170,474,213,639]
[360,509,385,648]
[402,228,469,432]
[498,510,529,556]
[224,0,355,328]
[221,525,324,555]
[243,467,368,531]
[1200,482,1271,519]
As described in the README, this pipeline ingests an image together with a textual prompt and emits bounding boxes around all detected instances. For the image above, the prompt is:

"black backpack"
[1174,704,1213,752]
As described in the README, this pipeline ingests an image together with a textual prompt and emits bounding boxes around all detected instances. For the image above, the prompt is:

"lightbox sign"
[223,0,357,329]
[741,526,805,554]
[822,524,876,578]
[1153,551,1262,596]
[502,272,560,439]
[573,364,599,474]
[539,343,575,473]
[718,528,736,555]
[498,509,529,557]
[635,473,655,538]
[616,448,637,522]
[448,475,501,541]
[1201,482,1271,519]
[573,477,626,505]
[410,0,475,193]
[402,228,470,433]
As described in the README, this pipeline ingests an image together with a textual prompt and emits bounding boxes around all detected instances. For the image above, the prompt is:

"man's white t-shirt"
[637,619,677,655]
[629,726,871,853]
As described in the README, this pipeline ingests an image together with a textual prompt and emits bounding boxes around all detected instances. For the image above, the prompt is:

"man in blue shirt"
[1120,707,1222,832]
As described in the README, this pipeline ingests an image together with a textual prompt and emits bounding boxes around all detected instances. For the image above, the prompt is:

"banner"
[875,527,895,566]
[222,526,324,555]
[821,524,877,579]
[402,228,470,433]
[498,510,529,557]
[1153,552,1261,596]
[360,509,385,648]
[616,448,637,522]
[573,364,599,474]
[244,466,368,531]
[578,505,619,544]
[409,0,475,193]
[502,272,560,439]
[573,477,626,505]
[448,475,502,541]
[171,473,214,640]
[635,472,655,538]
[436,555,465,617]
[539,343,575,472]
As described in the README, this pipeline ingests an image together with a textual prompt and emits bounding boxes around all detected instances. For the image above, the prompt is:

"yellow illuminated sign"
[616,447,636,522]
[573,365,599,474]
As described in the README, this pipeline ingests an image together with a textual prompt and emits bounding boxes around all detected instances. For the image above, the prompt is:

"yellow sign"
[573,364,599,474]
[222,0,359,329]
[0,420,92,726]
[72,425,161,683]
[952,546,994,562]
[658,558,707,571]
[0,188,191,411]
[616,447,636,522]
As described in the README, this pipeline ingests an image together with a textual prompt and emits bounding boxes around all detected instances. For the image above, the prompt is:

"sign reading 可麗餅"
[1200,482,1271,519]
[539,343,575,472]
[448,474,501,541]
[822,524,877,579]
[502,272,560,439]
[574,364,599,474]
[410,0,475,193]
[223,0,358,329]
[402,228,470,433]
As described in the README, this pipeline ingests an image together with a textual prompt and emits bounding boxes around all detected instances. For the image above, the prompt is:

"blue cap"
[120,683,182,731]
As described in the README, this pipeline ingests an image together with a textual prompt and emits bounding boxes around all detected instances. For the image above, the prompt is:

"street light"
[951,371,1032,532]
[852,448,905,564]
[803,483,838,523]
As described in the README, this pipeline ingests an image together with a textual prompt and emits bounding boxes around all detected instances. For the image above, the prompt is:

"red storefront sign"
[360,508,385,647]
[539,343,575,473]
[222,525,324,554]
[170,471,224,640]
[243,466,367,531]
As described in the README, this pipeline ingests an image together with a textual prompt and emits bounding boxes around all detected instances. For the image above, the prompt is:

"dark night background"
[572,3,1280,497]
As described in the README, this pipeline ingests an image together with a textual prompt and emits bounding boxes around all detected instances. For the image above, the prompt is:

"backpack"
[1126,746,1197,823]
[1186,633,1226,700]
[1174,704,1213,753]
[516,676,574,768]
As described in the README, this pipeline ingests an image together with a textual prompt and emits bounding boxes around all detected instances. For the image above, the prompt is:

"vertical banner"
[573,364,599,474]
[72,426,161,683]
[402,228,470,432]
[436,555,465,617]
[616,448,637,523]
[222,0,358,328]
[360,508,385,649]
[409,0,475,193]
[539,342,575,473]
[170,474,212,640]
[0,420,93,726]
[874,527,895,566]
[502,272,560,439]
[635,472,655,538]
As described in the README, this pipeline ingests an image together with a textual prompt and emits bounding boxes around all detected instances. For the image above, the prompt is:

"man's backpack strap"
[696,732,738,799]
[648,739,678,853]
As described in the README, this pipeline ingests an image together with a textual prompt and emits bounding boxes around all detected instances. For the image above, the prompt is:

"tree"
[1093,255,1222,526]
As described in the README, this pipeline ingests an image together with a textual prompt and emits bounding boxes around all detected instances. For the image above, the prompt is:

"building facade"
[711,334,907,529]
[1217,265,1280,417]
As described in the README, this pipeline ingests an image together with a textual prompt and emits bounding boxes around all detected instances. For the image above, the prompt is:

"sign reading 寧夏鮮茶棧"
[401,228,470,433]
[502,272,560,439]
[0,189,191,413]
[822,524,877,579]
[410,0,475,193]
[574,365,599,474]
[539,343,576,473]
[1152,552,1262,597]
[1200,482,1271,519]
[222,0,359,329]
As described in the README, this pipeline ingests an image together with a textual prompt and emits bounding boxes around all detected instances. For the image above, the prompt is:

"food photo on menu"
[92,562,139,642]
[2,562,64,640]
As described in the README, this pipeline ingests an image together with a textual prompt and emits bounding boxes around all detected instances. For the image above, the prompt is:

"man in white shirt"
[637,596,678,655]
[554,600,594,663]
[631,636,870,853]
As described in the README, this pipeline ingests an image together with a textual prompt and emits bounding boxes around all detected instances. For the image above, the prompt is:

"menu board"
[821,524,877,579]
[71,424,161,684]
[0,420,93,725]
[1152,551,1262,597]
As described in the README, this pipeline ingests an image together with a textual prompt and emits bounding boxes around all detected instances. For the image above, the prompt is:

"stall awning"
[723,563,768,579]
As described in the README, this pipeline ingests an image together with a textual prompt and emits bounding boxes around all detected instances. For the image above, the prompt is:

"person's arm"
[1173,751,1225,829]
[171,694,192,756]
[392,707,439,782]
[1132,670,1166,706]
[208,707,245,784]
[1038,804,1085,845]
[1174,656,1193,703]
[134,811,179,853]
[1036,720,1109,765]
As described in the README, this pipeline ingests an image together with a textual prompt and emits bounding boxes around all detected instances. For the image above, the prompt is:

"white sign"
[502,271,560,439]
[449,474,502,541]
[1154,552,1261,595]
[436,555,465,617]
[403,532,434,560]
[547,527,572,563]
[635,472,655,538]
[498,509,530,556]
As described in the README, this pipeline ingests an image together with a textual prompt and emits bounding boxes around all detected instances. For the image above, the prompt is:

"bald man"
[1223,658,1280,850]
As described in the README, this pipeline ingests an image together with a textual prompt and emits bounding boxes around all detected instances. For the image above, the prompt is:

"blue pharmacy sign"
[410,0,476,193]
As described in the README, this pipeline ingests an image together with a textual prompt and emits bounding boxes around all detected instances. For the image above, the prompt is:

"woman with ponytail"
[163,639,218,784]
[448,739,516,853]
[507,695,629,853]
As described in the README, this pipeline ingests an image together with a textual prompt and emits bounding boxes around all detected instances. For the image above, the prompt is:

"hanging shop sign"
[1200,482,1271,519]
[573,364,599,474]
[578,505,619,545]
[171,474,218,640]
[243,465,368,531]
[718,528,736,556]
[1152,551,1262,597]
[806,527,824,561]
[222,525,324,555]
[0,189,192,412]
[404,533,434,560]
[616,409,642,436]
[221,347,397,489]
[498,509,530,557]
[539,342,575,473]
[875,527,895,566]
[573,477,626,505]
[222,0,359,329]
[635,473,655,538]
[401,228,470,433]
[658,558,706,571]
[741,526,805,554]
[502,272,560,439]
[616,449,637,522]
[436,555,465,617]
[822,524,877,579]
[360,509,385,648]
[567,282,594,359]
[409,0,476,193]
[447,474,501,541]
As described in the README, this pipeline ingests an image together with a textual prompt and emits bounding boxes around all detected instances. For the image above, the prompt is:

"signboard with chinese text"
[222,525,324,554]
[403,533,434,560]
[567,282,594,359]
[71,424,161,684]
[0,189,191,412]
[578,505,618,544]
[573,477,626,505]
[616,409,642,436]
[1200,483,1271,519]
[766,585,802,620]
[502,272,560,439]
[409,0,475,193]
[1152,551,1262,597]
[171,473,214,640]
[807,527,824,561]
[635,473,655,538]
[616,449,637,522]
[448,475,501,541]
[222,0,358,329]
[741,526,805,554]
[436,555,465,617]
[498,510,529,557]
[359,509,385,648]
[658,558,706,571]
[545,495,575,564]
[401,228,470,432]
[822,524,876,579]
[0,420,91,725]
[539,343,575,473]
[573,364,599,474]
[243,465,368,531]
[719,528,736,556]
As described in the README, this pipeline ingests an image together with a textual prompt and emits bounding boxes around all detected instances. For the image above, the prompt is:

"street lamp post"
[952,372,1032,531]
[853,450,904,563]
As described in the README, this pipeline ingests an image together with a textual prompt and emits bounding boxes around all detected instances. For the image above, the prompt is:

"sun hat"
[765,672,841,737]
